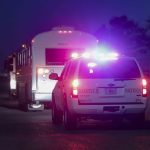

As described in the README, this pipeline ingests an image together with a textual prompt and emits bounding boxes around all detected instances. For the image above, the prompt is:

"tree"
[109,16,148,54]
[95,15,150,73]
[145,17,150,49]
[96,15,150,55]
[145,16,150,31]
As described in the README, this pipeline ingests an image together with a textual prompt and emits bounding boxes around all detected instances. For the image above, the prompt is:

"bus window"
[45,48,82,65]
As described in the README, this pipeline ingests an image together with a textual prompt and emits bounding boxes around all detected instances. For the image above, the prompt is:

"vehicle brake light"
[71,79,79,98]
[142,79,147,87]
[72,89,78,96]
[142,79,147,97]
[72,79,79,88]
[143,89,147,96]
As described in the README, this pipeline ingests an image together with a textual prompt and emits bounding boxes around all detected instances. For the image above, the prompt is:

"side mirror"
[49,73,59,80]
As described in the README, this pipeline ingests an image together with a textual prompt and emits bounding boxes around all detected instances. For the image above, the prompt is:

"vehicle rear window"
[45,48,71,65]
[45,48,83,65]
[78,59,141,79]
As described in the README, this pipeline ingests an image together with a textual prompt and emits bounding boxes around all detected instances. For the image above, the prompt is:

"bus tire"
[18,84,28,112]
[130,113,145,127]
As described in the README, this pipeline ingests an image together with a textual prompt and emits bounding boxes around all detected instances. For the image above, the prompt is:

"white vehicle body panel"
[31,27,98,102]
[53,56,147,118]
[78,79,142,104]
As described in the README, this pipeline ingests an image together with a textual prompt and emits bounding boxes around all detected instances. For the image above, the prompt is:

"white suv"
[49,54,148,129]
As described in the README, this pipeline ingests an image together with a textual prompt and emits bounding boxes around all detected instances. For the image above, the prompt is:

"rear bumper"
[67,98,147,116]
[27,103,44,111]
[75,113,145,120]
[34,93,52,101]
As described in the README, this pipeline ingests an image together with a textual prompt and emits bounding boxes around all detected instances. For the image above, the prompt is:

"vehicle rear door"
[77,59,143,104]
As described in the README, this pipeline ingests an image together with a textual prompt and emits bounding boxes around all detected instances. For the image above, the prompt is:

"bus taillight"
[38,68,44,74]
[38,68,49,75]
[10,79,16,90]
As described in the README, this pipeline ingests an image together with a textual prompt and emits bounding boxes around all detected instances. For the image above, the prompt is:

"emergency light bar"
[71,52,79,58]
[98,52,119,60]
[87,62,97,67]
[71,51,119,60]
[82,52,91,58]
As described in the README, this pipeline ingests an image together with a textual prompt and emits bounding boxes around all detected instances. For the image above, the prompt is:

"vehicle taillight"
[142,79,147,97]
[37,68,49,75]
[38,68,44,74]
[10,79,16,90]
[71,79,79,98]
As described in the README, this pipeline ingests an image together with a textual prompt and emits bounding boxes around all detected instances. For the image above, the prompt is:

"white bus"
[7,26,98,110]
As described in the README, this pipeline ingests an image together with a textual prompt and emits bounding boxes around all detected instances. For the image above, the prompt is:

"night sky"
[0,0,150,71]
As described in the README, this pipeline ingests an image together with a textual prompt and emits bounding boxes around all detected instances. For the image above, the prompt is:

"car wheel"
[130,113,145,127]
[52,99,63,125]
[63,104,77,130]
[112,117,123,128]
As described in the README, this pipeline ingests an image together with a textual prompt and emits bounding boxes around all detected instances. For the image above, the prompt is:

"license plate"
[105,88,117,95]
[103,106,119,112]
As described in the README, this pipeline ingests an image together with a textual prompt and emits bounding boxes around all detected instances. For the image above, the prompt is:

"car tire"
[130,113,145,127]
[137,113,145,123]
[52,99,63,125]
[63,103,77,130]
